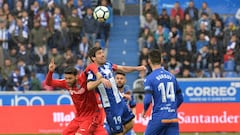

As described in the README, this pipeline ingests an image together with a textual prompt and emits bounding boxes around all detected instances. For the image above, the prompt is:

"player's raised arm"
[45,58,64,87]
[116,65,146,73]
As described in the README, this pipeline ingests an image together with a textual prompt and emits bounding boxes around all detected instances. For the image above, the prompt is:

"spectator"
[7,13,17,39]
[50,21,72,52]
[3,3,10,16]
[140,12,157,33]
[34,7,50,28]
[16,43,33,68]
[142,0,158,19]
[0,18,9,57]
[30,20,50,55]
[17,58,31,78]
[1,58,15,90]
[195,45,210,71]
[181,34,196,54]
[138,27,153,51]
[12,0,23,18]
[19,75,30,91]
[30,73,42,90]
[170,14,183,33]
[181,68,192,78]
[78,36,90,63]
[144,35,157,50]
[211,19,224,41]
[182,24,196,43]
[62,49,77,69]
[48,47,64,77]
[6,67,22,91]
[198,2,211,18]
[139,47,149,66]
[83,7,98,46]
[76,0,87,19]
[168,57,182,77]
[182,13,194,28]
[223,22,240,48]
[208,47,222,72]
[170,1,184,20]
[184,0,198,21]
[197,12,211,31]
[67,8,83,49]
[157,8,170,28]
[196,33,209,52]
[196,23,210,41]
[49,6,64,34]
[74,58,85,73]
[234,47,240,73]
[211,66,223,78]
[62,0,74,17]
[33,46,48,74]
[11,18,30,47]
[165,36,180,54]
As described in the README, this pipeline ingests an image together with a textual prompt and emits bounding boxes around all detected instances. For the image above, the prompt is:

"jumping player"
[45,58,108,135]
[141,49,183,135]
[86,47,146,135]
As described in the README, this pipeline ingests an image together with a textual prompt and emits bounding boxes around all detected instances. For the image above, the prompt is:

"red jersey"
[46,71,99,120]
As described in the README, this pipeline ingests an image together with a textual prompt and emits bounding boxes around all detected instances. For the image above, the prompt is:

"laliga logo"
[53,111,75,127]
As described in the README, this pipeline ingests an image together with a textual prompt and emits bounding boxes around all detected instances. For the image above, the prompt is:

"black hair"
[64,67,78,75]
[148,49,162,65]
[116,72,126,76]
[88,46,102,62]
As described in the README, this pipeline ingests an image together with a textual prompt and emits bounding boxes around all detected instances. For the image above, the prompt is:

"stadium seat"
[224,60,235,71]
[132,78,144,94]
[223,71,238,78]
[36,73,46,82]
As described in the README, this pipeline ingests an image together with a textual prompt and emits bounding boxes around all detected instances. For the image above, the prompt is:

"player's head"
[88,46,106,65]
[115,72,126,89]
[148,49,161,66]
[64,67,78,87]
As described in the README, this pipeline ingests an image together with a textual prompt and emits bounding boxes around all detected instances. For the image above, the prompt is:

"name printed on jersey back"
[156,74,172,81]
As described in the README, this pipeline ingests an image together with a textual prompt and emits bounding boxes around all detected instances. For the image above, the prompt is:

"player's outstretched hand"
[137,65,147,71]
[100,78,112,89]
[49,58,56,72]
[86,63,98,74]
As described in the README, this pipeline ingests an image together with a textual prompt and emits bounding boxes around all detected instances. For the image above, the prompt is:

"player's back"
[145,68,179,119]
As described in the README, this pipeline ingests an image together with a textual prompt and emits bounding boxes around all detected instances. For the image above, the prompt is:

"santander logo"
[53,111,75,127]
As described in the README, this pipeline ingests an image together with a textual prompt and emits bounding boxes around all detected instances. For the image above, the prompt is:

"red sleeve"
[45,71,66,88]
[112,64,118,71]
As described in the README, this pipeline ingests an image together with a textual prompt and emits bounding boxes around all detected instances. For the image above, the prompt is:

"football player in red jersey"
[46,58,109,135]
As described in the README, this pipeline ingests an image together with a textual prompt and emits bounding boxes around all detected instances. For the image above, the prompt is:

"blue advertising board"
[0,91,72,106]
[0,78,240,106]
[158,0,239,15]
[178,78,240,103]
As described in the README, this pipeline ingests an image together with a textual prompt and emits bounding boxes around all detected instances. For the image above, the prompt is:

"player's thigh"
[122,102,135,126]
[62,119,79,135]
[105,108,124,134]
[144,119,164,135]
[76,117,97,135]
[164,123,179,135]
[93,124,108,135]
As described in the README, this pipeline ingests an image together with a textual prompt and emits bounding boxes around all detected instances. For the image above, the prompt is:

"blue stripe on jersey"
[87,62,122,108]
[144,68,181,119]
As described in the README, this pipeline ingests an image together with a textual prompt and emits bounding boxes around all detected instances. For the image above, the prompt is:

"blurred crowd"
[137,0,240,79]
[0,0,113,91]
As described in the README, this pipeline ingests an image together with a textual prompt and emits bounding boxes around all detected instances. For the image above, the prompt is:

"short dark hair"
[88,46,102,62]
[148,49,161,65]
[116,72,126,76]
[64,67,78,75]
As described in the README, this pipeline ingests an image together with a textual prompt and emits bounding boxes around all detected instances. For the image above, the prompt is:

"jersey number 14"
[158,82,175,103]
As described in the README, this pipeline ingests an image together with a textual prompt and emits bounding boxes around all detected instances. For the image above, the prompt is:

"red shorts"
[62,113,107,135]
